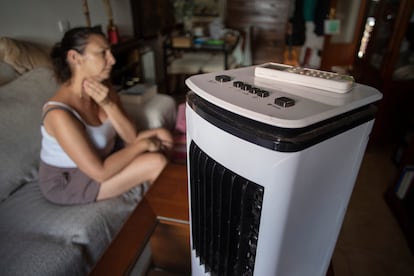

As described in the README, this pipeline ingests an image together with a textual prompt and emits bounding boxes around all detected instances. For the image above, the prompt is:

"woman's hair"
[50,26,105,83]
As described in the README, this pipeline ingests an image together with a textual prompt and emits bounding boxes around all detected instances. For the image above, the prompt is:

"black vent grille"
[189,141,264,276]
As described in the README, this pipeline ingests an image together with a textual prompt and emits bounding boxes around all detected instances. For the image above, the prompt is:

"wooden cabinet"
[352,0,414,145]
[385,135,414,253]
[225,0,292,64]
[355,0,414,254]
[130,0,175,39]
[110,38,152,89]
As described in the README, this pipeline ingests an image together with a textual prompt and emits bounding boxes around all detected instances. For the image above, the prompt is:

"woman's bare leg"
[96,152,167,200]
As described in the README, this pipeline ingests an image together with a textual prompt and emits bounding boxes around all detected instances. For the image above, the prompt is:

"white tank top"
[40,101,116,168]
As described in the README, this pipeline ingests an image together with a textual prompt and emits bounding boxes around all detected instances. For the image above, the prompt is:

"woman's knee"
[144,153,168,181]
[134,152,167,174]
[150,152,168,169]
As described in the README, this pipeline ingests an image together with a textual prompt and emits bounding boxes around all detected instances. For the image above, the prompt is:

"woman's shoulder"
[43,100,71,109]
[42,96,83,125]
[45,87,71,106]
[45,85,83,112]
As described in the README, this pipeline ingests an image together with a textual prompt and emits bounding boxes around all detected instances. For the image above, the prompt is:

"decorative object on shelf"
[174,0,194,32]
[119,83,157,106]
[209,18,224,39]
[324,8,341,35]
[102,0,120,44]
[193,0,219,16]
[83,0,91,27]
[107,20,120,45]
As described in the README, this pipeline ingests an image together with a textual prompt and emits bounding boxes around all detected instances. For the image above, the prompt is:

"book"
[119,83,157,106]
[395,165,414,199]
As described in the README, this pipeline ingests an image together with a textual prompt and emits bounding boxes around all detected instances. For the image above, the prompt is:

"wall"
[0,0,134,47]
[320,0,366,71]
[330,0,360,44]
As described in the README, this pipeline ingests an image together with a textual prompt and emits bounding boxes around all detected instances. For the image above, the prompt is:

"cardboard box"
[172,36,192,48]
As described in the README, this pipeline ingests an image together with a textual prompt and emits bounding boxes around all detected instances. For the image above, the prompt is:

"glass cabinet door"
[393,9,414,80]
[357,0,401,69]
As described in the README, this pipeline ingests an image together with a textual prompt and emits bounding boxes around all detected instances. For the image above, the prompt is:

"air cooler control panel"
[185,65,382,129]
[224,77,296,108]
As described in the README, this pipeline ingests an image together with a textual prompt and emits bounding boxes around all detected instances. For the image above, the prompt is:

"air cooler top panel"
[185,66,382,128]
[187,92,375,152]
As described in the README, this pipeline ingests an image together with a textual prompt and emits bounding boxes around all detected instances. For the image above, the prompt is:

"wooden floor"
[331,145,414,276]
[145,163,189,222]
[145,163,191,275]
[147,221,191,275]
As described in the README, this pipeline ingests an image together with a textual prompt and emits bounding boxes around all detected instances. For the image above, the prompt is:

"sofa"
[0,62,177,275]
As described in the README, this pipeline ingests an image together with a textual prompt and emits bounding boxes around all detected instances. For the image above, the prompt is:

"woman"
[39,27,172,205]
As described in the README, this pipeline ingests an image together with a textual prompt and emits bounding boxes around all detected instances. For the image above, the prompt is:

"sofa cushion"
[0,61,18,85]
[0,67,57,202]
[0,235,85,276]
[0,179,148,274]
[0,37,52,74]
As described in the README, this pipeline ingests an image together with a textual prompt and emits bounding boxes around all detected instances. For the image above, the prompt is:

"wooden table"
[145,163,189,222]
[165,34,240,70]
[90,162,190,275]
[91,162,335,275]
[145,162,191,274]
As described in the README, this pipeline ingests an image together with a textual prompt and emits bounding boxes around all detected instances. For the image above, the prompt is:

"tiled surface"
[332,145,414,276]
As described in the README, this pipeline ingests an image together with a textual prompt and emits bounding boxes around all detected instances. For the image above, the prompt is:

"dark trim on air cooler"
[187,92,377,152]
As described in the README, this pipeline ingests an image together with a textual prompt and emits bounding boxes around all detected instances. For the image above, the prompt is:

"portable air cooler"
[185,65,382,276]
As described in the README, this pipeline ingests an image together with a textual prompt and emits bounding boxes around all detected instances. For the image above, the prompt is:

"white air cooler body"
[185,66,382,276]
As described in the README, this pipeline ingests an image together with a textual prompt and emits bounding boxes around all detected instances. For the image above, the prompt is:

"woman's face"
[80,34,115,82]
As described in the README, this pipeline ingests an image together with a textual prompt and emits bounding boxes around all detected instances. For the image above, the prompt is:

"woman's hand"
[82,78,111,106]
[136,128,174,153]
[145,137,163,152]
[83,78,138,144]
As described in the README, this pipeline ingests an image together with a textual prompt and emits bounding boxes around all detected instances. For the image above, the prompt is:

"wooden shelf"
[110,38,149,87]
[111,38,143,54]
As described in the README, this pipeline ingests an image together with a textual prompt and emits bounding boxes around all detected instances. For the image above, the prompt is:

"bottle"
[107,19,119,45]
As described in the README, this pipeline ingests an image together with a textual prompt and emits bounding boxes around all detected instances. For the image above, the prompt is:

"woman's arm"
[43,109,161,182]
[83,79,137,144]
[136,128,174,153]
[101,96,137,144]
